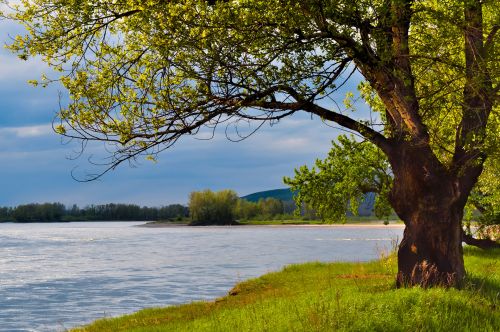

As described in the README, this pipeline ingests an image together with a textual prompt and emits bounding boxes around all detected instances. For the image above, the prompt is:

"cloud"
[0,18,64,127]
[0,123,53,138]
[0,52,48,80]
[0,16,53,78]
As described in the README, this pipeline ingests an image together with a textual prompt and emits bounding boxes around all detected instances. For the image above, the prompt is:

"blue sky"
[0,16,367,207]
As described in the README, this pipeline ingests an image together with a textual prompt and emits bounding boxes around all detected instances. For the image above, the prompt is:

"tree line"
[0,203,188,222]
[0,191,295,223]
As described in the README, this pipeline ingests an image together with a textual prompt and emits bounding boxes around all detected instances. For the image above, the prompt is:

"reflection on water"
[0,222,403,332]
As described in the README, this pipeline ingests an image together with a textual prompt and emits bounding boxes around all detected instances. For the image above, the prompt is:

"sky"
[0,14,368,207]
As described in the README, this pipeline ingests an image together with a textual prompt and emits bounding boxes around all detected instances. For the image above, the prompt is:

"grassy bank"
[144,216,403,226]
[239,217,403,226]
[73,247,499,332]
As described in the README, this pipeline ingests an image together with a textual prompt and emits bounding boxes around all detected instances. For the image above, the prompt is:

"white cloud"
[0,50,51,82]
[0,123,53,138]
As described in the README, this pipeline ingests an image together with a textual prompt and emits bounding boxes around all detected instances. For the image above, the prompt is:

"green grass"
[238,220,396,226]
[238,214,403,225]
[73,247,499,332]
[238,219,325,225]
[239,217,403,226]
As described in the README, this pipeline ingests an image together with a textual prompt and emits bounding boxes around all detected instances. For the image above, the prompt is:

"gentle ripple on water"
[0,222,403,332]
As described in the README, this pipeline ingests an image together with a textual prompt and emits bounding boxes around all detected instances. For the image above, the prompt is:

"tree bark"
[388,142,466,288]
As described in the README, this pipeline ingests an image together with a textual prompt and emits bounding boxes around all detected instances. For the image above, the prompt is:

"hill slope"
[242,188,376,217]
[241,188,295,202]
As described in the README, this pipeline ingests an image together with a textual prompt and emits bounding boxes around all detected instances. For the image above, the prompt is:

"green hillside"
[241,188,296,202]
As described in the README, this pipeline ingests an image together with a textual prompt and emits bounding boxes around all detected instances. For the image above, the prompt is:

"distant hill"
[241,188,296,202]
[356,192,376,216]
[242,188,376,217]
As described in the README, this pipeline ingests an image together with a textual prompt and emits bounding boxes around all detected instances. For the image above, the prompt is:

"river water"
[0,222,403,331]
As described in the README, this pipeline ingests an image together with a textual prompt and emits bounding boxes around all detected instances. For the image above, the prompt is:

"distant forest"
[0,202,188,222]
[0,188,377,223]
[0,187,381,223]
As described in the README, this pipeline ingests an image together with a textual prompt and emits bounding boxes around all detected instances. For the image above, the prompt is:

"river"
[0,222,403,332]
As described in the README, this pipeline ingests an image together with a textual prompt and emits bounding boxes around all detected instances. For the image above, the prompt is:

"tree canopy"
[4,1,498,168]
[2,0,401,174]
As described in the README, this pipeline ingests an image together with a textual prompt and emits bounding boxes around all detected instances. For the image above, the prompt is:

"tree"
[5,0,499,286]
[0,207,13,221]
[189,189,239,225]
[233,199,260,220]
[257,197,284,217]
[284,135,393,223]
[158,204,189,220]
[11,202,66,222]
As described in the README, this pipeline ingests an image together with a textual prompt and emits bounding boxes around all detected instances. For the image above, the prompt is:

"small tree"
[285,135,392,223]
[189,189,239,225]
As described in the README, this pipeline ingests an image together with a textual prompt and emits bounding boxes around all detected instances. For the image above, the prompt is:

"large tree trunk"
[388,142,467,288]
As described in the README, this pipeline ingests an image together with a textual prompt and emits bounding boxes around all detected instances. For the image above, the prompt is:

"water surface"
[0,222,403,332]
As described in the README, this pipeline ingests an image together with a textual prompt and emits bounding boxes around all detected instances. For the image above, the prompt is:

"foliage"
[71,247,499,332]
[233,199,260,220]
[468,157,500,226]
[189,190,287,224]
[74,203,189,221]
[3,0,497,167]
[284,135,392,222]
[188,189,239,225]
[4,0,497,215]
[0,206,14,222]
[0,195,345,224]
[286,134,499,233]
[0,202,188,222]
[257,197,284,217]
[240,189,299,215]
[10,203,65,222]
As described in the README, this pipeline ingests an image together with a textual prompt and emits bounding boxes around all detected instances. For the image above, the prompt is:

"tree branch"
[485,24,499,49]
[462,229,500,249]
[302,102,392,155]
[452,0,492,193]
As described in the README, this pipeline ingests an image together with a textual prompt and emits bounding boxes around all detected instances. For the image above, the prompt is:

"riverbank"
[140,218,404,228]
[140,222,405,228]
[72,247,499,332]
